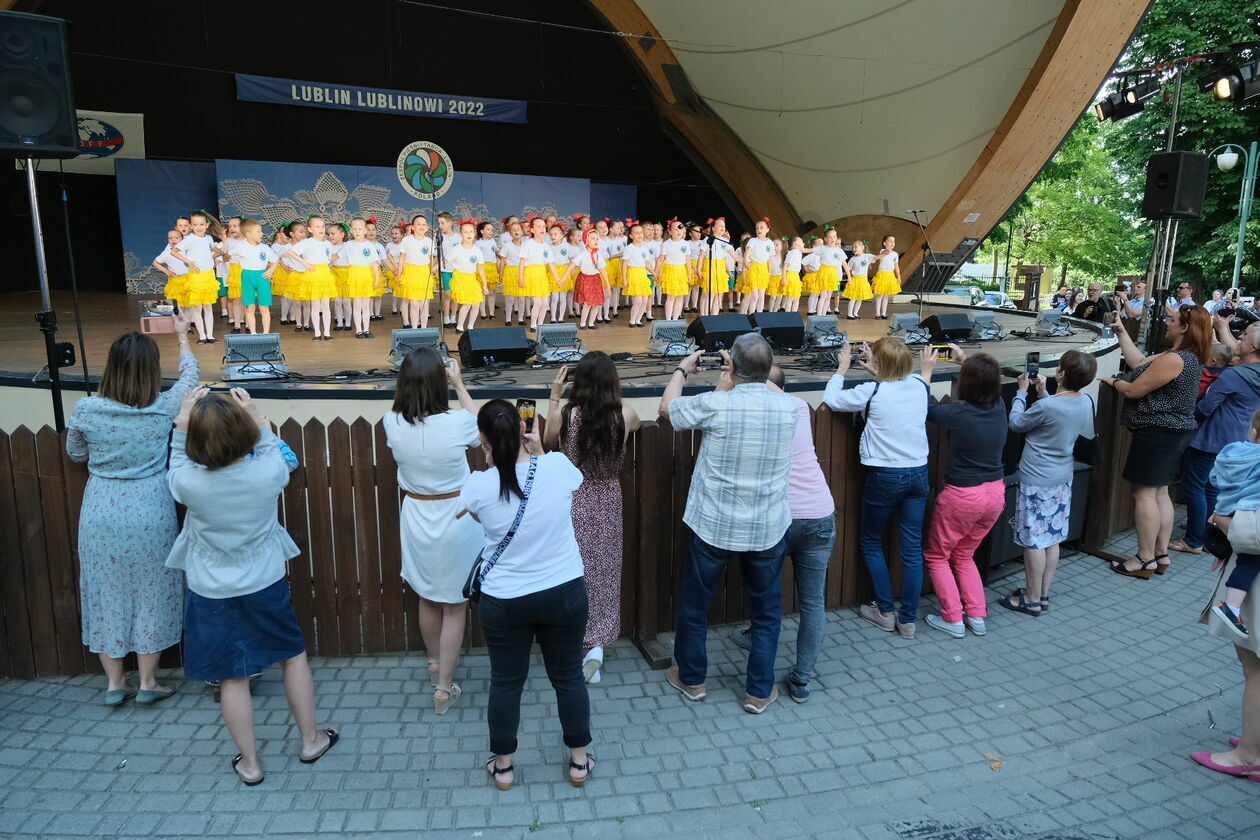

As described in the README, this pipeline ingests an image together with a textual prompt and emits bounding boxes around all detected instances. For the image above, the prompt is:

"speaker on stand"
[1,11,79,431]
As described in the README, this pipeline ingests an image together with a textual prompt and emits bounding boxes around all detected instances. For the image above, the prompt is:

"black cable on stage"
[57,160,92,395]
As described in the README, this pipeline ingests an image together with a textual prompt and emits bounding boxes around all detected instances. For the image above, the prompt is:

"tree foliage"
[974,0,1260,291]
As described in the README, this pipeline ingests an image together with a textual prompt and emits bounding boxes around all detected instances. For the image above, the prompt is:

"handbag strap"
[476,456,538,586]
[1084,393,1097,439]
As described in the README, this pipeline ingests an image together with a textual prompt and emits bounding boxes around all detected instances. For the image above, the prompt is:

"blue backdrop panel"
[115,159,217,294]
[590,182,638,224]
[480,173,589,225]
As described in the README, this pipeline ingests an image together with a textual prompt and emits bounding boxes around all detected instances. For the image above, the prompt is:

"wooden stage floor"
[0,291,1100,394]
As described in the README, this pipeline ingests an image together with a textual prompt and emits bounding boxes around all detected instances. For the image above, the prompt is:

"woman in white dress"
[383,348,482,714]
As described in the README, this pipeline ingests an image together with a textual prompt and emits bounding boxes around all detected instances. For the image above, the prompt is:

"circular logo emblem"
[76,117,125,159]
[397,140,453,200]
[362,248,371,257]
[259,251,266,260]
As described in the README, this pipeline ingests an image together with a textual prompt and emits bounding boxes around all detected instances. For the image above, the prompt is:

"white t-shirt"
[440,232,460,270]
[607,236,626,259]
[154,245,188,276]
[399,234,434,267]
[498,230,513,250]
[282,241,307,272]
[849,253,875,277]
[622,242,650,269]
[550,241,573,267]
[372,242,387,263]
[384,409,480,494]
[519,238,551,267]
[660,239,690,266]
[700,238,735,263]
[499,239,522,265]
[475,238,498,264]
[385,241,402,267]
[177,233,217,272]
[878,250,899,272]
[769,254,782,275]
[577,248,606,274]
[449,242,481,274]
[344,240,380,267]
[783,248,803,273]
[329,242,349,267]
[802,252,821,272]
[237,242,277,271]
[459,452,585,599]
[746,236,774,265]
[293,237,333,266]
[818,245,845,267]
[685,239,702,260]
[644,240,661,266]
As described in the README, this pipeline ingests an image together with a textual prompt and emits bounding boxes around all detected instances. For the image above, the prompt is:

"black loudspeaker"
[751,311,805,349]
[921,313,973,342]
[686,314,753,351]
[0,12,77,158]
[458,327,530,368]
[1141,152,1208,221]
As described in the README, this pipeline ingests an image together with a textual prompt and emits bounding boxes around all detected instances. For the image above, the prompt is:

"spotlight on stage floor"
[889,313,930,344]
[971,312,1004,341]
[1035,310,1073,337]
[648,319,695,357]
[389,328,444,366]
[535,323,585,363]
[805,315,847,348]
[222,333,289,381]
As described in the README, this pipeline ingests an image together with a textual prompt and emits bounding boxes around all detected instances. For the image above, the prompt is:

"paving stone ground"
[1,519,1257,839]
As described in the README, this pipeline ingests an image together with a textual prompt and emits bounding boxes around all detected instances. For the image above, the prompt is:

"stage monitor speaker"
[751,311,806,349]
[459,327,530,368]
[0,12,78,158]
[921,313,973,342]
[1141,152,1208,220]
[686,314,753,351]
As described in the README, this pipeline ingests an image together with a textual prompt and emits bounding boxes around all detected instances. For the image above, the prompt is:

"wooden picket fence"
[0,387,1130,678]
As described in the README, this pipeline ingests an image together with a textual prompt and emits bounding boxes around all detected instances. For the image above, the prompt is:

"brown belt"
[404,490,461,501]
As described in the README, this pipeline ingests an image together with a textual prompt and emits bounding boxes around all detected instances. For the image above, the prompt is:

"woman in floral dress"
[66,316,198,705]
[544,352,640,684]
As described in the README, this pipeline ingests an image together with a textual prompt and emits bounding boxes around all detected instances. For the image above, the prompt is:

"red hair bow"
[707,216,725,225]
[601,217,611,224]
[571,212,586,221]
[501,216,512,225]
[527,215,542,222]
[668,216,679,224]
[395,222,408,229]
[457,218,478,226]
[366,216,378,225]
[628,219,641,227]
[760,216,771,224]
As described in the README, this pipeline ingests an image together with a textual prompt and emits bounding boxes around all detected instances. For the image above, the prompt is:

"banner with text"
[235,74,527,124]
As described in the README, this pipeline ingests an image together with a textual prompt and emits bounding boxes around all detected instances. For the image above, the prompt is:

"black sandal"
[1153,553,1170,576]
[997,589,1042,616]
[1110,555,1155,579]
[487,757,514,791]
[568,754,596,788]
[299,728,339,764]
[232,754,264,786]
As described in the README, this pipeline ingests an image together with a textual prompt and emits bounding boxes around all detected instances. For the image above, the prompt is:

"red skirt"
[575,272,605,305]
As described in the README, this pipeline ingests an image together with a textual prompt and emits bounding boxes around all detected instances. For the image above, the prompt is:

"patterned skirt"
[1013,482,1072,550]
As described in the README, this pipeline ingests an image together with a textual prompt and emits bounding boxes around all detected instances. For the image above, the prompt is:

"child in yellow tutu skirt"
[169,210,220,344]
[385,223,404,317]
[561,225,585,319]
[621,222,653,327]
[656,219,694,320]
[739,218,775,315]
[475,221,500,321]
[328,222,351,331]
[153,229,188,310]
[270,226,292,324]
[344,218,383,339]
[801,236,821,312]
[813,227,849,317]
[499,219,525,327]
[450,218,489,333]
[548,222,573,324]
[518,216,559,331]
[767,238,785,312]
[282,221,312,332]
[685,223,704,313]
[397,214,436,330]
[283,215,336,340]
[365,218,387,322]
[872,234,902,320]
[605,218,625,319]
[698,217,743,317]
[780,236,805,313]
[844,239,875,319]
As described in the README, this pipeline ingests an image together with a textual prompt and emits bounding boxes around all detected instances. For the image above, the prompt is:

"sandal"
[997,590,1042,616]
[1168,540,1202,555]
[427,660,440,688]
[232,754,264,786]
[568,753,596,788]
[487,757,514,791]
[434,682,461,716]
[1153,553,1171,575]
[299,728,340,764]
[1110,555,1155,579]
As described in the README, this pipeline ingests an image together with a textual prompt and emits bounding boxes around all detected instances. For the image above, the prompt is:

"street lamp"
[1208,141,1258,289]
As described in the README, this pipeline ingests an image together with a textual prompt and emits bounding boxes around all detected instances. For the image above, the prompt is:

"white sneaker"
[582,647,604,682]
[925,614,964,639]
[588,669,601,684]
[964,616,987,636]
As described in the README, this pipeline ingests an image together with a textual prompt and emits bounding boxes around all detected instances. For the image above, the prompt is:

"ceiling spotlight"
[1122,78,1161,105]
[1093,90,1144,122]
[1213,58,1260,101]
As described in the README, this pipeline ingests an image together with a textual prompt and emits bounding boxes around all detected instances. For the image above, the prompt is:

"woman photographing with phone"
[460,400,593,790]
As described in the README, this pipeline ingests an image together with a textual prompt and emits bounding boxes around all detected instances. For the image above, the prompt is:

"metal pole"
[25,157,65,431]
[1232,141,1257,290]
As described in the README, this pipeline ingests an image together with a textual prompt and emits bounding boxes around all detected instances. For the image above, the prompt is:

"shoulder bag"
[462,456,538,603]
[1072,394,1102,465]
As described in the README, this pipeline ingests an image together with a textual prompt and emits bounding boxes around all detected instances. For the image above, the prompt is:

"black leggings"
[1227,553,1260,593]
[479,577,591,756]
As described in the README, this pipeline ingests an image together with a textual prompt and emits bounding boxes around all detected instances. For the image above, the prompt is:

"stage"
[0,291,1119,427]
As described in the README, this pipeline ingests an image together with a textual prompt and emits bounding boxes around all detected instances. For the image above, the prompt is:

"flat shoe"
[103,688,132,707]
[1168,539,1202,555]
[135,686,176,705]
[299,728,340,764]
[1190,751,1260,781]
[232,754,264,786]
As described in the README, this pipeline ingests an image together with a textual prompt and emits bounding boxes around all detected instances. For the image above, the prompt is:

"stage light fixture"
[805,315,846,348]
[889,313,930,344]
[970,311,1004,341]
[648,319,694,357]
[1093,90,1145,122]
[1213,59,1260,101]
[388,327,443,366]
[222,333,289,381]
[1123,78,1161,106]
[534,323,584,363]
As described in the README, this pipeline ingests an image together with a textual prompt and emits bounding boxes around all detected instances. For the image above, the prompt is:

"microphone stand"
[909,209,939,324]
[433,198,444,344]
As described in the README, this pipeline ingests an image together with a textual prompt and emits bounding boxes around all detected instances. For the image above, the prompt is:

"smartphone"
[1025,351,1040,381]
[445,358,457,373]
[697,352,723,370]
[931,344,952,361]
[515,399,537,433]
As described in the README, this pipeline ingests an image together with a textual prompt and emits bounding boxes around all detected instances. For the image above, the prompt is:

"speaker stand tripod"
[24,156,67,431]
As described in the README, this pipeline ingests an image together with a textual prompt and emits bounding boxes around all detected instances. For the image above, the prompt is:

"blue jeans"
[859,465,929,624]
[675,531,788,699]
[1180,446,1219,549]
[787,515,836,685]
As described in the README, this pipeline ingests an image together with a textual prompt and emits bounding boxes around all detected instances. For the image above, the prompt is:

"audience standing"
[543,352,641,685]
[65,318,197,705]
[383,349,482,714]
[659,334,797,713]
[1000,350,1097,615]
[822,337,930,638]
[1104,306,1211,578]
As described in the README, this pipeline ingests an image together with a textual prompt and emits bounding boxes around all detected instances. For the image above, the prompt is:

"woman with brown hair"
[382,348,481,714]
[1104,305,1213,578]
[543,352,641,683]
[66,316,198,706]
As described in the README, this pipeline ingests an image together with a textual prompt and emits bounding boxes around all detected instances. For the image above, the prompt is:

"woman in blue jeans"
[459,400,593,791]
[822,337,931,639]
